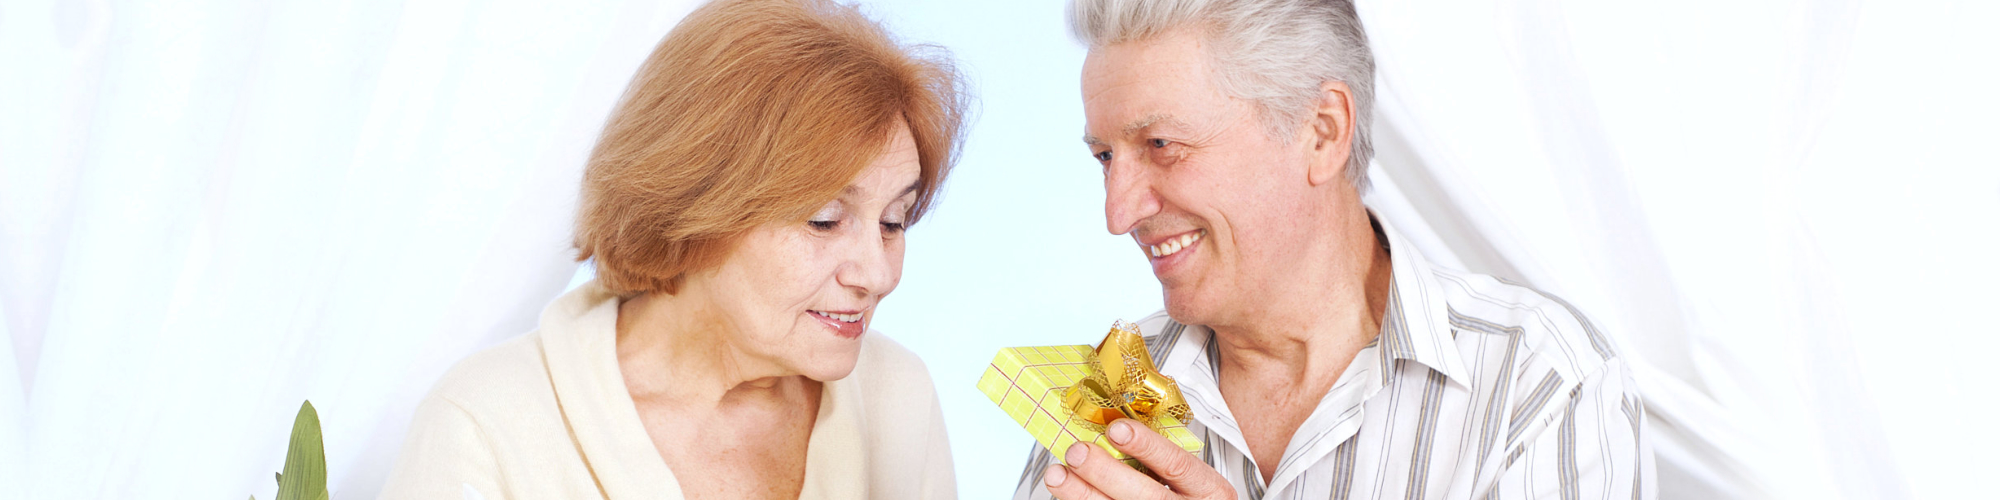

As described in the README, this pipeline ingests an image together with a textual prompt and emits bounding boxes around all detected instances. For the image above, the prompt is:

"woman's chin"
[787,338,865,383]
[797,360,861,383]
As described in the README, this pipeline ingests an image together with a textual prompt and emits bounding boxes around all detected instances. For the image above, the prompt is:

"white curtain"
[0,0,697,498]
[1360,1,1999,499]
[3,1,1993,499]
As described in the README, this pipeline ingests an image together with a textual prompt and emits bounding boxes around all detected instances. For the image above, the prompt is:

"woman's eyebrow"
[837,181,920,201]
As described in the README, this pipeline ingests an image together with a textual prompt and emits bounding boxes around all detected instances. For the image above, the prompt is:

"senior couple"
[378,0,1652,499]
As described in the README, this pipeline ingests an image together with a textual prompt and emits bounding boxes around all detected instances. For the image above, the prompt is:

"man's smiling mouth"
[1147,229,1205,258]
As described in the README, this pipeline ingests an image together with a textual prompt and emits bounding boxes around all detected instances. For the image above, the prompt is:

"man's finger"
[1105,419,1231,498]
[1044,463,1115,500]
[1064,438,1175,500]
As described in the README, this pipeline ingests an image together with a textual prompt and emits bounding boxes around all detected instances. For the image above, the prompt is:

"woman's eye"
[1093,150,1112,162]
[808,220,840,231]
[881,222,907,234]
[1149,138,1169,148]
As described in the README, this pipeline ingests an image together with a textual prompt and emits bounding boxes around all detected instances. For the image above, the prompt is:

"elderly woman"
[377,0,966,498]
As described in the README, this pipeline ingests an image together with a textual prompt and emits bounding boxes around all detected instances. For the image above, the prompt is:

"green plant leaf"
[275,400,329,500]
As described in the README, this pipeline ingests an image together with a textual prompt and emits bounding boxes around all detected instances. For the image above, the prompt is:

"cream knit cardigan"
[377,281,957,499]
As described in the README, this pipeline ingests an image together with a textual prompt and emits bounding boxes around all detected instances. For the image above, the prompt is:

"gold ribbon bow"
[1061,321,1192,433]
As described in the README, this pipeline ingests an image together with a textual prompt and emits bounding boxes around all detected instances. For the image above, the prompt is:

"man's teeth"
[1148,231,1204,258]
[814,310,862,323]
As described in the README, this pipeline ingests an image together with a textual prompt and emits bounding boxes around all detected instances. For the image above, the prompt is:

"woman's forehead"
[846,127,923,202]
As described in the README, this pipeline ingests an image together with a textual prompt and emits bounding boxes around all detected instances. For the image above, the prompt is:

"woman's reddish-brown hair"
[575,0,967,295]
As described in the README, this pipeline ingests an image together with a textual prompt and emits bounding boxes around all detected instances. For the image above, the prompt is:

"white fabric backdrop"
[2,0,1994,499]
[0,0,699,497]
[1360,2,2000,499]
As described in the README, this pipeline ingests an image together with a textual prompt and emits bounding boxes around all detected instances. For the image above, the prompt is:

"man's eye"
[809,220,840,231]
[1093,150,1113,162]
[1149,138,1169,148]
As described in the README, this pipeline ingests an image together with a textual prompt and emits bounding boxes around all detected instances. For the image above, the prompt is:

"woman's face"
[688,123,923,382]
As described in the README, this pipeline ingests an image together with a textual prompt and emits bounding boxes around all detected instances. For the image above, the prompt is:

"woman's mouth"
[810,309,866,339]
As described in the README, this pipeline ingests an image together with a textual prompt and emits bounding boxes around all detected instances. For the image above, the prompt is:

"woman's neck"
[614,290,804,411]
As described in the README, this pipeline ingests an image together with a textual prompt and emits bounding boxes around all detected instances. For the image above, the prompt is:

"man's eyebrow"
[1082,113,1177,147]
[1123,113,1172,136]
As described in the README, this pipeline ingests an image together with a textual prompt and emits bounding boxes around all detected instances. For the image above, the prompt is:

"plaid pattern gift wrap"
[976,321,1204,470]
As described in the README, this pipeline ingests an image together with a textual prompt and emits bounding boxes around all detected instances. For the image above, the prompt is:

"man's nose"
[1104,157,1160,236]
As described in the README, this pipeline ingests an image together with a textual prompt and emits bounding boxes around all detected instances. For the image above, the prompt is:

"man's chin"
[1161,289,1223,328]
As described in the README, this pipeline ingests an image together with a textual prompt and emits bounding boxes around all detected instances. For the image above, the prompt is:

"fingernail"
[1044,465,1067,487]
[1066,442,1090,466]
[1109,419,1133,444]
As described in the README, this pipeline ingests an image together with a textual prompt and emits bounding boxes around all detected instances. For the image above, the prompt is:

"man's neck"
[1210,211,1392,377]
[1207,209,1393,481]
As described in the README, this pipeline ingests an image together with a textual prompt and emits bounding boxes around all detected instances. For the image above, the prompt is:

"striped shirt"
[1014,217,1655,500]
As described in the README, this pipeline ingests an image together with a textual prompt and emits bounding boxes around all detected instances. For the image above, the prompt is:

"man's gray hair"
[1069,0,1375,192]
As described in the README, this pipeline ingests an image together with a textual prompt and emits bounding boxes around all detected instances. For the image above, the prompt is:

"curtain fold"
[0,1,700,498]
[1359,0,1997,499]
[0,308,22,500]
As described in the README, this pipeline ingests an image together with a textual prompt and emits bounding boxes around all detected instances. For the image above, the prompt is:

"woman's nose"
[836,229,898,296]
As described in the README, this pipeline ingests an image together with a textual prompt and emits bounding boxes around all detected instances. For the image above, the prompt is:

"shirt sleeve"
[1011,443,1058,500]
[1483,357,1655,500]
[375,394,506,500]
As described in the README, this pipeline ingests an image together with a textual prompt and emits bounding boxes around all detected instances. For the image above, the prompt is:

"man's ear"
[1305,80,1356,187]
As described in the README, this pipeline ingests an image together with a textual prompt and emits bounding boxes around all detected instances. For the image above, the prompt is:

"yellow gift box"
[976,321,1204,469]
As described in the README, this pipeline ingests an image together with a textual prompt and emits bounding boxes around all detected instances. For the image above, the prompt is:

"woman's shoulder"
[844,333,945,417]
[848,332,957,498]
[385,331,602,499]
[422,331,560,414]
[851,332,935,392]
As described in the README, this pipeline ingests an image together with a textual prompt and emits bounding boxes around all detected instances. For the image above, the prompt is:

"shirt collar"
[1373,213,1474,387]
[1155,213,1473,388]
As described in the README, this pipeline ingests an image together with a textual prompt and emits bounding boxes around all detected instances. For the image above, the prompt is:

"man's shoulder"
[1427,267,1622,378]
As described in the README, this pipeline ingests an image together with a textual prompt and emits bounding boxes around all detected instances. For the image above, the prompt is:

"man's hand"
[1042,419,1234,500]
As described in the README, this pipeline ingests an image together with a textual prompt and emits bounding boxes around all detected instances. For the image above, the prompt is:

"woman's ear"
[1306,80,1356,187]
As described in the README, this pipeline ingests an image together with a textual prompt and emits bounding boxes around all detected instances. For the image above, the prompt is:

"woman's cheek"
[889,241,907,274]
[879,241,907,295]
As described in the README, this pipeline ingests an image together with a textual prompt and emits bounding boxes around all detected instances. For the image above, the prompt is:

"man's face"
[1081,28,1317,327]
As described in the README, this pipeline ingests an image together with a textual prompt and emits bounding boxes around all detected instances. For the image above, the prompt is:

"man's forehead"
[1081,36,1213,146]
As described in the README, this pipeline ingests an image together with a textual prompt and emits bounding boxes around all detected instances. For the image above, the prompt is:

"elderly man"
[1014,1,1654,499]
